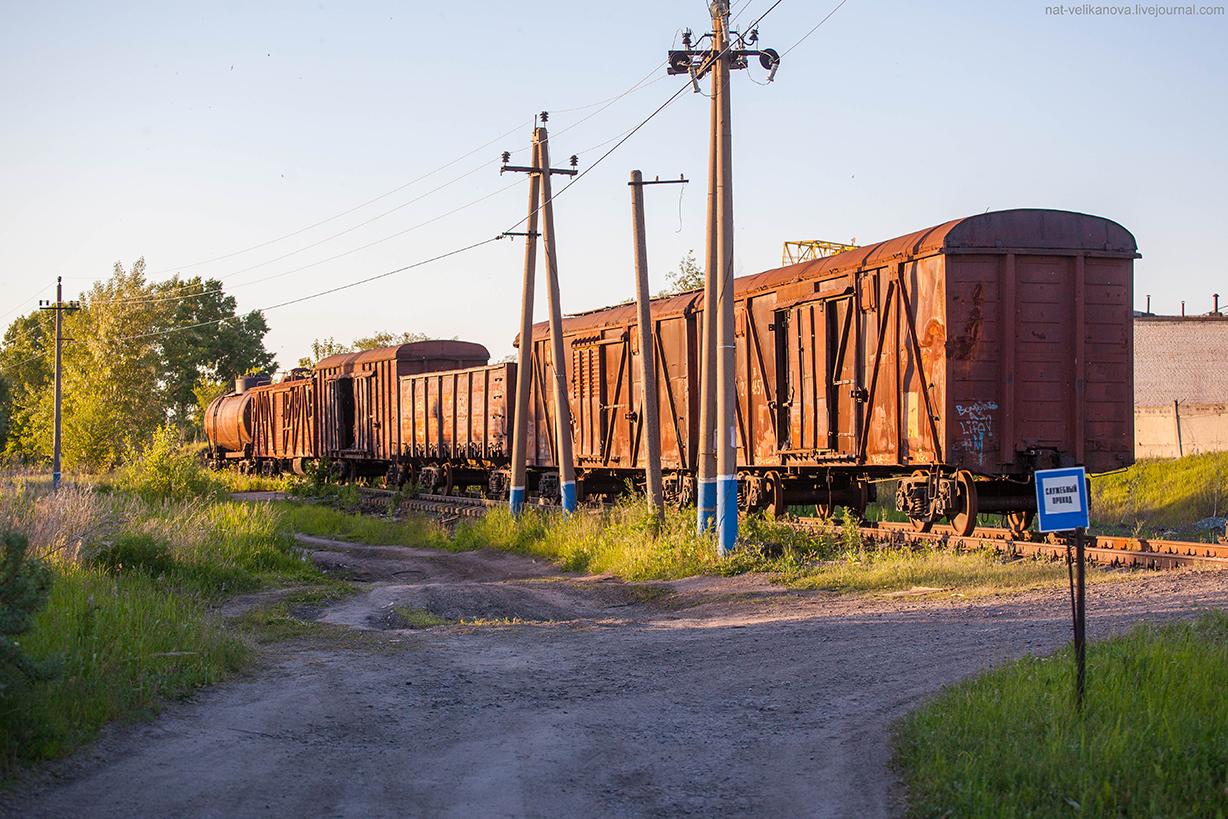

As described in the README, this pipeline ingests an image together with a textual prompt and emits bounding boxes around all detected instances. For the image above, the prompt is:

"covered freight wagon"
[518,208,1136,534]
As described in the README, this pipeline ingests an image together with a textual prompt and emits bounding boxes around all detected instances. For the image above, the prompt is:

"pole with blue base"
[713,4,738,556]
[536,125,579,513]
[506,140,541,517]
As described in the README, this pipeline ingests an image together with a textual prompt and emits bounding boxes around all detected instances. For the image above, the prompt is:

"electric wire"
[781,0,850,57]
[0,282,55,323]
[146,119,533,277]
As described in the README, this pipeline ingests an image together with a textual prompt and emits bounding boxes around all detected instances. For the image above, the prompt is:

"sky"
[2,0,1225,370]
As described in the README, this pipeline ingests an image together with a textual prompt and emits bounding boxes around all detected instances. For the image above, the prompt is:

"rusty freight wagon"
[398,363,517,495]
[249,369,315,475]
[314,341,490,480]
[519,208,1136,535]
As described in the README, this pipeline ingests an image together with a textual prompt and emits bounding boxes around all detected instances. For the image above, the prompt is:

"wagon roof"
[738,208,1138,297]
[523,208,1137,341]
[315,340,490,372]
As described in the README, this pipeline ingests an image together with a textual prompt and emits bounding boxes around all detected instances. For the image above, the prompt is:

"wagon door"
[775,295,860,459]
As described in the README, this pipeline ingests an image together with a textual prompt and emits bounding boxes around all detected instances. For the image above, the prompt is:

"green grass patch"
[894,610,1228,818]
[1092,452,1228,532]
[278,501,451,550]
[0,566,247,768]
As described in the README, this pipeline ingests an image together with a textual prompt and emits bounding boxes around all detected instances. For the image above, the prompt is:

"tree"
[157,275,276,425]
[0,259,276,469]
[0,312,53,462]
[658,250,704,297]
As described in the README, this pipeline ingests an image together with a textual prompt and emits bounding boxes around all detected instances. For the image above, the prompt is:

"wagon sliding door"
[776,296,860,459]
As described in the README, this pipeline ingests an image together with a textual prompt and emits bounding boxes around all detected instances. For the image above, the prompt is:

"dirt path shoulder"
[7,538,1227,819]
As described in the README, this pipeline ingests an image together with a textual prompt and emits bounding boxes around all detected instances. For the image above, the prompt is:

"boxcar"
[315,341,490,479]
[398,363,516,494]
[249,369,315,474]
[518,208,1137,534]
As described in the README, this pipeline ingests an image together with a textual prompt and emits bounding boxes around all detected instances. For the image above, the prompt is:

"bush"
[117,426,224,502]
[0,531,58,697]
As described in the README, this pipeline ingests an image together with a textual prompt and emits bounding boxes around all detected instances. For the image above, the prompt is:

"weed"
[894,609,1228,818]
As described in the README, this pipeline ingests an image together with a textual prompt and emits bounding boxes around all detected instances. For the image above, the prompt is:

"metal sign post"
[1035,466,1091,711]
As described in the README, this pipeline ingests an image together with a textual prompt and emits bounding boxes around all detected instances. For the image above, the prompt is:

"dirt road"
[8,537,1228,818]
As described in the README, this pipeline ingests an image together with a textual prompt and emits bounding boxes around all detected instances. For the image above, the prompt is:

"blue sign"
[1034,467,1089,532]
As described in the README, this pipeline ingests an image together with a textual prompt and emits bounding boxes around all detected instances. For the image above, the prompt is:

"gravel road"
[7,536,1227,819]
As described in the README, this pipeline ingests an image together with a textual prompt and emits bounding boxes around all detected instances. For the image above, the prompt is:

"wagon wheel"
[439,462,453,497]
[949,470,979,537]
[1005,510,1035,538]
[764,472,787,520]
[907,470,934,532]
[845,480,869,523]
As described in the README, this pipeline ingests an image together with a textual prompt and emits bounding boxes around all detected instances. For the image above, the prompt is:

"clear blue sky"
[2,0,1224,367]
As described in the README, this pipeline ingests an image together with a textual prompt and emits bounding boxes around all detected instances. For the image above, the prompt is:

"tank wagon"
[205,208,1137,536]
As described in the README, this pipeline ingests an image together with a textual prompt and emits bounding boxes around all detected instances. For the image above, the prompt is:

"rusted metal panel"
[250,377,313,459]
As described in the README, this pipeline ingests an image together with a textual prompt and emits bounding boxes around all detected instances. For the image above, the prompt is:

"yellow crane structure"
[782,239,859,266]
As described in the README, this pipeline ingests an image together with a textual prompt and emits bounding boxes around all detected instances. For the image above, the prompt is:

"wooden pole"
[53,276,64,491]
[509,140,542,516]
[630,170,664,519]
[713,1,739,556]
[696,30,720,535]
[536,127,579,512]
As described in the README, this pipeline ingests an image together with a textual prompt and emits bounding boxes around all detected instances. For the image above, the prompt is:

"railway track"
[379,488,1228,570]
[794,518,1228,570]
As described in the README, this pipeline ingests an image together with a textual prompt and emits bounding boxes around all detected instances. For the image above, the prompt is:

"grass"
[894,609,1228,818]
[0,567,247,765]
[1092,451,1228,532]
[0,458,330,775]
[278,501,451,550]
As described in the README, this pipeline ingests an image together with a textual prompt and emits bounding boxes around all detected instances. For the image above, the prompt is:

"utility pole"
[629,171,688,519]
[667,2,779,553]
[39,277,80,491]
[501,114,580,512]
[505,141,542,516]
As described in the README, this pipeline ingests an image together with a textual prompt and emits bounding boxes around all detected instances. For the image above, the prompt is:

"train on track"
[204,208,1138,536]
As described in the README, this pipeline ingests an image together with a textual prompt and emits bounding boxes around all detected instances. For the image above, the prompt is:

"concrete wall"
[1134,316,1228,458]
[1136,402,1228,459]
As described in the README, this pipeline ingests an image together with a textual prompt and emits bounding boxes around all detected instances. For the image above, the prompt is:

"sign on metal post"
[1035,466,1090,710]
[1034,466,1089,533]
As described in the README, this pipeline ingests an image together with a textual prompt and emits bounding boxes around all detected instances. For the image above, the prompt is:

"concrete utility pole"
[713,2,738,557]
[39,277,80,491]
[536,126,579,512]
[667,1,779,552]
[501,115,580,513]
[630,171,688,519]
[507,140,543,516]
[697,55,720,535]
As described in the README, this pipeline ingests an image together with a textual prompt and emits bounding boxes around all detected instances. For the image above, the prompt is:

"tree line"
[0,259,275,471]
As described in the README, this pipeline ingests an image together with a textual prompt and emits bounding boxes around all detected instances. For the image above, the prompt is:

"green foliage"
[894,610,1228,818]
[1092,452,1228,531]
[0,567,247,768]
[658,250,705,296]
[116,426,224,502]
[0,260,275,470]
[0,312,53,462]
[157,275,276,427]
[0,531,58,696]
[278,502,450,550]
